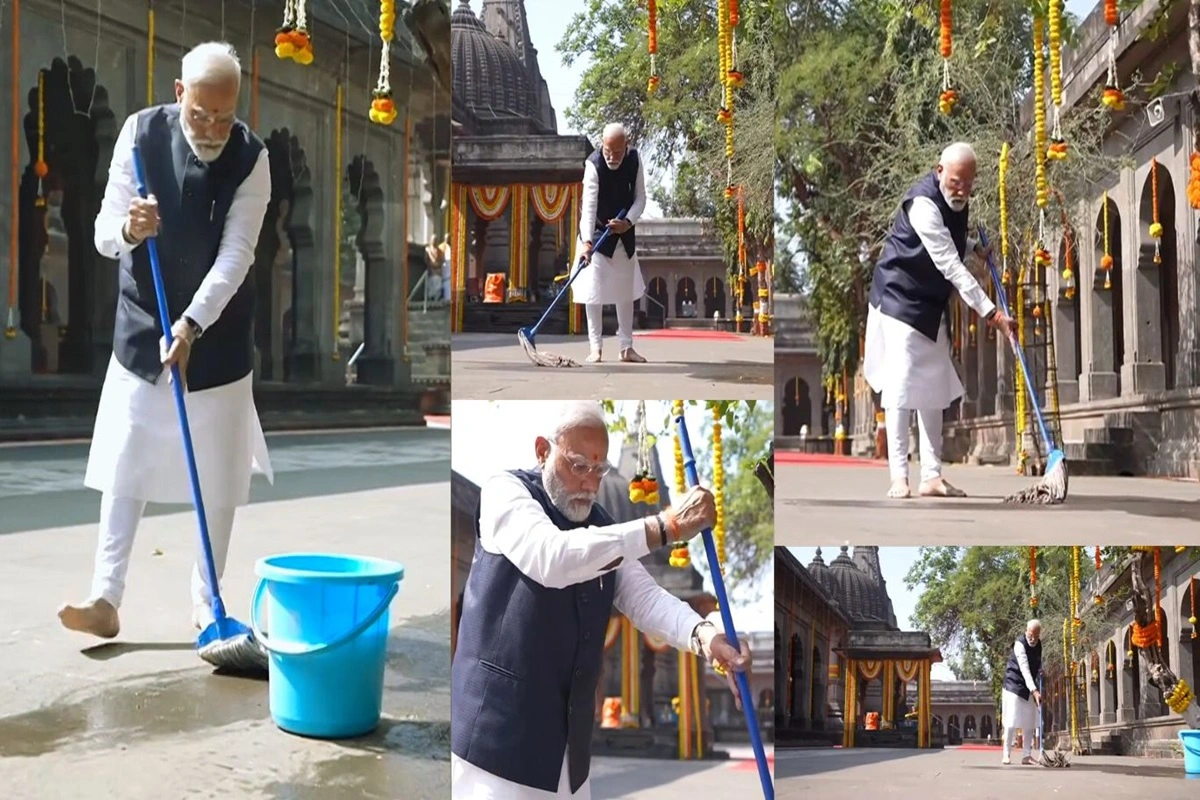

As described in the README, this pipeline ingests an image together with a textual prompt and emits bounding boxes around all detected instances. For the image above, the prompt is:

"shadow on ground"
[592,756,728,798]
[782,495,1200,522]
[459,359,772,384]
[775,748,943,779]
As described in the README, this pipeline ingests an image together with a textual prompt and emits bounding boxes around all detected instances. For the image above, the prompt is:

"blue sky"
[787,547,957,680]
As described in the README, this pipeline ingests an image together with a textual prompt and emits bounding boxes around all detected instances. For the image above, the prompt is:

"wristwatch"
[690,621,716,656]
[180,315,203,342]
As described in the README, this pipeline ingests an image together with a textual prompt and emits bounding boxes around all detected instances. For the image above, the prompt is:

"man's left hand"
[973,243,992,263]
[606,218,631,235]
[699,628,751,709]
[160,318,194,387]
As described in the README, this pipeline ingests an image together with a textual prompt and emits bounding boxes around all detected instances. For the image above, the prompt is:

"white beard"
[940,184,968,212]
[541,466,596,523]
[181,118,228,163]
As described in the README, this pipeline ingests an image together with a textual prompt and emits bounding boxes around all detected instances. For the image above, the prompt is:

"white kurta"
[1003,637,1040,734]
[863,196,996,410]
[84,110,275,507]
[570,157,648,306]
[452,471,708,800]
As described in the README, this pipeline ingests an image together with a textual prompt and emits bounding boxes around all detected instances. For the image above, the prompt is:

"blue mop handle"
[130,145,227,620]
[527,209,626,338]
[977,226,1057,451]
[1037,672,1044,754]
[676,413,773,800]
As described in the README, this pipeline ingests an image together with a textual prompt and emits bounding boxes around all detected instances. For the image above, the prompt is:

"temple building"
[0,0,450,429]
[786,0,1200,477]
[929,681,998,745]
[774,294,827,446]
[775,546,943,748]
[451,437,771,759]
[1041,548,1199,757]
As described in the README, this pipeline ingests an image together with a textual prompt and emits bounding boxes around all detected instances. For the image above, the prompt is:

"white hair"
[602,122,628,141]
[181,42,242,88]
[546,401,608,444]
[940,141,977,166]
[1027,619,1042,631]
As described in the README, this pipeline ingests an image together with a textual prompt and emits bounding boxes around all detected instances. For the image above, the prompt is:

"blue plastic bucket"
[251,553,404,739]
[1182,730,1200,775]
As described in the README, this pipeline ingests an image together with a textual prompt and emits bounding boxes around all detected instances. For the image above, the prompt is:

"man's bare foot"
[887,479,910,499]
[58,598,120,639]
[585,350,602,363]
[919,477,967,497]
[192,603,214,631]
[1001,755,1011,765]
[619,348,647,363]
[1020,756,1035,765]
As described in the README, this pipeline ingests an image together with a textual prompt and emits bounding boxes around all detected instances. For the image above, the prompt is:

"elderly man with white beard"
[1001,619,1043,765]
[572,122,649,364]
[864,142,1016,500]
[451,401,752,799]
[57,42,273,639]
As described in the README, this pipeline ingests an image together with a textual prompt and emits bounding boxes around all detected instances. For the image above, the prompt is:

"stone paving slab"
[0,431,450,799]
[775,746,1199,799]
[451,332,774,400]
[591,747,774,799]
[776,461,1200,546]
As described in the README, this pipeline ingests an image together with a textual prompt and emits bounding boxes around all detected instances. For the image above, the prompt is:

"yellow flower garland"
[1047,0,1066,160]
[938,0,957,115]
[1033,17,1048,209]
[711,406,725,575]
[369,0,398,125]
[670,400,690,568]
[275,0,314,65]
[998,142,1011,283]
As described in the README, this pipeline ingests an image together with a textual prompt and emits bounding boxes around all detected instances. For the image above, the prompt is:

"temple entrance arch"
[782,377,812,436]
[704,276,726,319]
[1138,163,1179,389]
[646,276,667,322]
[347,155,392,384]
[18,56,116,375]
[981,715,993,739]
[1122,627,1141,718]
[1093,197,1124,393]
[810,645,823,727]
[963,714,976,738]
[675,277,696,317]
[789,633,805,721]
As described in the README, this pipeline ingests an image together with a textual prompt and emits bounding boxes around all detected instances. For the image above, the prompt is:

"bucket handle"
[250,578,399,658]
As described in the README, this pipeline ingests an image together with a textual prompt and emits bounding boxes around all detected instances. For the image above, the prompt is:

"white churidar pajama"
[1002,638,1040,761]
[84,110,274,611]
[570,156,647,354]
[864,195,995,482]
[451,471,708,799]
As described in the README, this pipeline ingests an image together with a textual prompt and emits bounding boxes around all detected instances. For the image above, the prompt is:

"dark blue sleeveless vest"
[868,171,969,341]
[451,468,618,793]
[113,104,264,392]
[588,148,639,259]
[1003,634,1042,701]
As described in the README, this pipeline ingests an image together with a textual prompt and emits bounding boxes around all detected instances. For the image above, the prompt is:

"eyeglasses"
[553,446,611,478]
[186,105,236,126]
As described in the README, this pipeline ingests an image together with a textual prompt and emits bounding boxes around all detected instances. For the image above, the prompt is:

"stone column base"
[1124,361,1165,395]
[1083,370,1119,401]
[1055,378,1079,405]
[0,331,32,377]
[1101,712,1116,725]
[356,354,397,386]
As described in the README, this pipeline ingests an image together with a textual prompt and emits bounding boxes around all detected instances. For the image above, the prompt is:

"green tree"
[602,400,772,594]
[558,0,778,274]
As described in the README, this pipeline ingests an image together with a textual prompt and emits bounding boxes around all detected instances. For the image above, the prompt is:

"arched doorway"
[1094,197,1124,392]
[1123,627,1141,718]
[947,714,960,745]
[1058,231,1082,384]
[704,276,726,319]
[789,633,804,723]
[964,714,976,738]
[646,276,667,322]
[18,56,116,374]
[810,645,823,727]
[346,155,389,384]
[1105,640,1118,717]
[782,377,812,436]
[675,277,696,318]
[1139,162,1179,389]
[981,715,993,739]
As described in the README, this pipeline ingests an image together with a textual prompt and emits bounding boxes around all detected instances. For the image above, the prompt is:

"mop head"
[1039,748,1072,767]
[1002,450,1068,505]
[518,326,580,368]
[197,616,269,677]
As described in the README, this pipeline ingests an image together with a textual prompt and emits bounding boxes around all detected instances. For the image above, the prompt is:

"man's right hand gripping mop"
[518,209,626,367]
[979,226,1069,504]
[131,145,268,676]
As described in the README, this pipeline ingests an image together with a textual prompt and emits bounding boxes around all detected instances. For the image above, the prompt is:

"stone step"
[1104,410,1163,433]
[1065,441,1119,461]
[1065,457,1117,476]
[1083,426,1134,445]
[1141,738,1184,759]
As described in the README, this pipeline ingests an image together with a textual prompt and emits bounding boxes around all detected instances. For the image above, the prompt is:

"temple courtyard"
[591,746,774,799]
[775,456,1199,545]
[0,429,450,799]
[450,330,774,399]
[775,745,1198,798]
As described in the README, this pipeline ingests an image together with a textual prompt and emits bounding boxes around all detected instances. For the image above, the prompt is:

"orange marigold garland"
[717,0,738,198]
[1102,0,1124,110]
[1047,0,1067,160]
[647,0,659,93]
[369,0,398,125]
[628,401,660,505]
[1189,152,1200,209]
[1033,16,1048,210]
[669,400,690,568]
[938,0,956,115]
[34,70,47,206]
[1149,158,1163,263]
[274,0,314,65]
[1058,194,1075,300]
[1100,191,1113,289]
[1094,546,1103,604]
[1190,576,1197,639]
[1029,546,1038,609]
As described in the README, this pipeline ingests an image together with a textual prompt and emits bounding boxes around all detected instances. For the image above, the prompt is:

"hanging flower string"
[736,186,747,330]
[718,0,738,198]
[1047,0,1066,159]
[628,401,660,505]
[999,142,1011,284]
[1057,193,1074,299]
[711,406,726,575]
[1071,546,1082,631]
[670,400,690,568]
[1149,157,1163,263]
[1033,16,1048,212]
[34,70,47,208]
[1029,546,1038,608]
[275,0,313,65]
[938,0,957,115]
[646,0,659,93]
[1102,0,1124,109]
[1189,152,1200,210]
[1101,191,1113,289]
[1094,546,1103,604]
[369,0,398,125]
[1129,546,1162,650]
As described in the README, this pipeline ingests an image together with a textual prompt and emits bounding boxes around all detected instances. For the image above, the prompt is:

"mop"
[978,227,1069,504]
[517,209,626,367]
[131,145,268,676]
[1035,673,1070,766]
[676,412,774,800]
